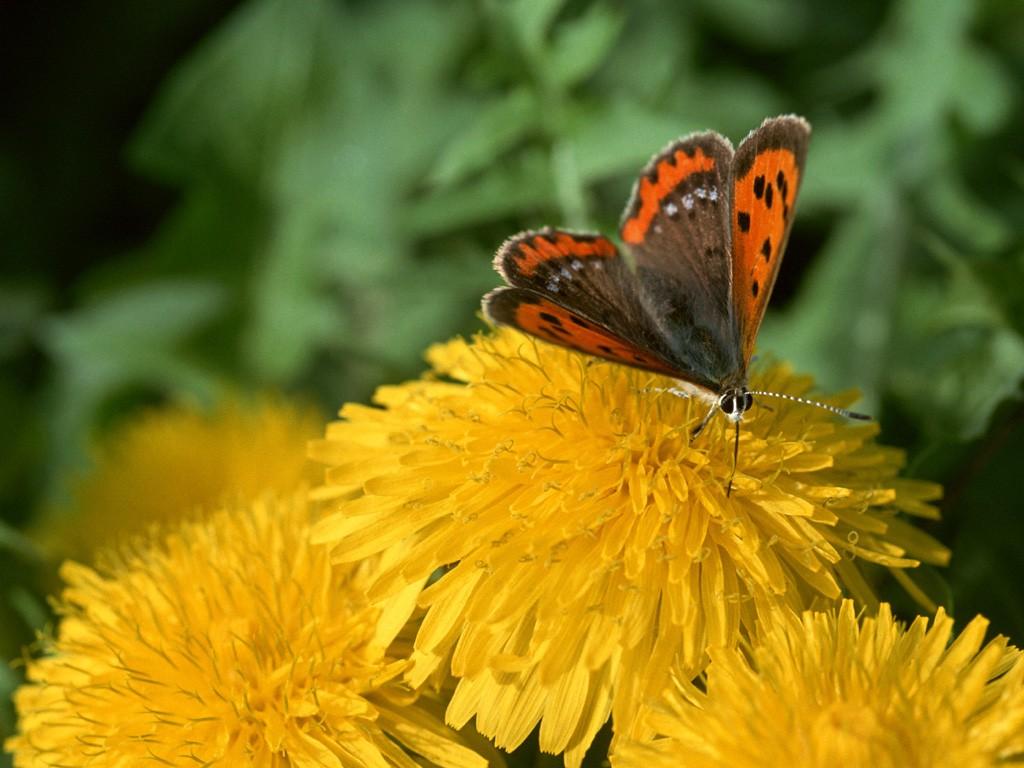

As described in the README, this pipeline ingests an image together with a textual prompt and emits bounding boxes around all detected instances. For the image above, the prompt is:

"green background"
[2,0,1023,764]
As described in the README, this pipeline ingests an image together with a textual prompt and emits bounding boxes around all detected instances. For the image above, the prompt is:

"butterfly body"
[484,116,864,438]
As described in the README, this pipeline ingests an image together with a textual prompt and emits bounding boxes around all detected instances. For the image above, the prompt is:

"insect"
[483,115,869,490]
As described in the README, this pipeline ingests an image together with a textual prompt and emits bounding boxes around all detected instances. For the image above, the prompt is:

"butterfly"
[482,115,868,487]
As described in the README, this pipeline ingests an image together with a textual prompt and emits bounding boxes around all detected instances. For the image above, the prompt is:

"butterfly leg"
[690,402,718,439]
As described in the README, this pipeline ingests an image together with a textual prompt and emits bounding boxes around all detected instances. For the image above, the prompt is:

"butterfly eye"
[719,391,753,418]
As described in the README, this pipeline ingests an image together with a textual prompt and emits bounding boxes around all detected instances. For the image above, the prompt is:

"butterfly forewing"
[619,132,743,391]
[731,116,810,365]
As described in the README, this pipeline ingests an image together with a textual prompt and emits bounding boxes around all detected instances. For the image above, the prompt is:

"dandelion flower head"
[7,492,487,768]
[613,601,1024,768]
[37,393,321,562]
[311,329,948,763]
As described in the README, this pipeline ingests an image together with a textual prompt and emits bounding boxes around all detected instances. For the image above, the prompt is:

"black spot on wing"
[737,211,750,232]
[753,175,765,199]
[761,237,772,261]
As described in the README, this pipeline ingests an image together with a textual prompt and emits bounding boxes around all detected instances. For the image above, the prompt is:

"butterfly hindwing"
[494,229,636,333]
[483,287,684,378]
[491,228,699,372]
[619,132,743,391]
[731,115,810,364]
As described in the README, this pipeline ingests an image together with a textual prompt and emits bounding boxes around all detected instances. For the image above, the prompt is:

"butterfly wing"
[484,119,809,393]
[484,288,683,377]
[619,132,743,390]
[730,115,810,365]
[483,229,721,389]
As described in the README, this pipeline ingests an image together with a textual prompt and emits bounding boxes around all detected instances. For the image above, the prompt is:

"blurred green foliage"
[2,0,1023,763]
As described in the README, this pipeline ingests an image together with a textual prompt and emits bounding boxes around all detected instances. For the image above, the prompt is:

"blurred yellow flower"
[613,601,1024,768]
[7,492,488,768]
[37,394,321,563]
[310,329,949,765]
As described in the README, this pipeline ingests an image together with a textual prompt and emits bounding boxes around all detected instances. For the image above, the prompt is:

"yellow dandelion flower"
[7,492,488,768]
[613,601,1024,768]
[310,328,949,765]
[37,393,322,562]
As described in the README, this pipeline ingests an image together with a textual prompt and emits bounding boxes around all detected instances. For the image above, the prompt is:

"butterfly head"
[718,387,754,423]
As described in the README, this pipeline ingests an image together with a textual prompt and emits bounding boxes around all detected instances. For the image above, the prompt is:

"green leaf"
[920,175,1012,253]
[950,47,1014,132]
[570,81,780,188]
[569,99,689,183]
[0,521,43,562]
[872,0,974,133]
[592,7,693,99]
[656,73,786,165]
[890,241,1024,441]
[975,252,1024,341]
[130,0,344,187]
[8,587,49,639]
[365,250,496,368]
[544,3,624,90]
[142,0,480,383]
[408,150,556,236]
[695,0,810,49]
[40,280,225,495]
[500,0,568,63]
[243,209,348,383]
[800,119,888,209]
[45,281,225,359]
[429,89,540,187]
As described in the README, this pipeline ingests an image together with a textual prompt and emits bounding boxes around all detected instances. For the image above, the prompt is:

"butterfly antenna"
[747,390,872,421]
[726,419,739,497]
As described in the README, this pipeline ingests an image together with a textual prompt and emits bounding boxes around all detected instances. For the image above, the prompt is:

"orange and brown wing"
[492,230,644,333]
[485,228,722,390]
[619,132,744,390]
[730,115,810,365]
[494,228,620,282]
[619,137,722,247]
[483,288,686,378]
